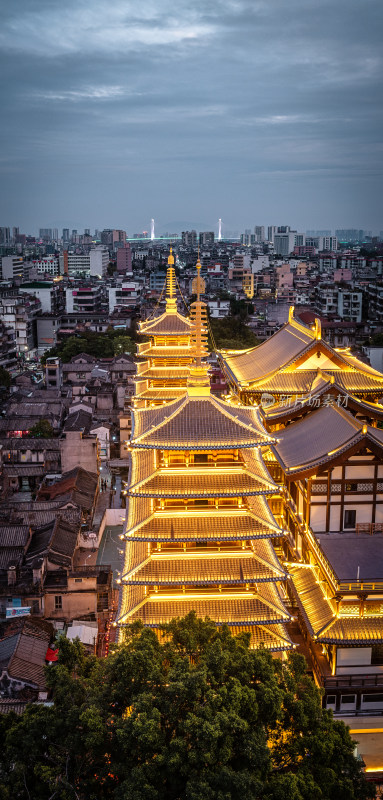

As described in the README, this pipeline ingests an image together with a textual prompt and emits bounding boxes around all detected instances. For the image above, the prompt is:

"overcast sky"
[1,0,382,236]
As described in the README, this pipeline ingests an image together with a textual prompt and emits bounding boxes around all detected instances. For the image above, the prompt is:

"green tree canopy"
[0,366,11,390]
[0,613,374,800]
[29,418,55,438]
[370,332,383,347]
[42,328,136,364]
[209,315,258,351]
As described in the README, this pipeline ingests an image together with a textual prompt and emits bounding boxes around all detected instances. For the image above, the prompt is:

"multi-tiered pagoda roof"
[118,257,293,651]
[134,251,195,407]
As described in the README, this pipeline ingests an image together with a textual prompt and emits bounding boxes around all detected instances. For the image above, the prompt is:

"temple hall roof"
[221,317,316,385]
[262,372,383,424]
[288,564,336,638]
[290,564,383,643]
[317,533,383,583]
[271,404,383,476]
[220,310,383,390]
[318,617,383,645]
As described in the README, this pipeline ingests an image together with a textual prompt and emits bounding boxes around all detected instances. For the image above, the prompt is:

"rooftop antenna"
[218,218,222,241]
[150,219,155,240]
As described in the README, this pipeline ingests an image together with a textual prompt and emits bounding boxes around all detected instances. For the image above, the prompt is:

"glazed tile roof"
[124,548,287,585]
[229,623,294,651]
[263,375,383,423]
[140,311,193,336]
[240,449,278,489]
[327,371,383,391]
[128,470,274,498]
[221,315,383,388]
[319,617,383,644]
[132,395,272,449]
[120,586,289,626]
[288,564,336,637]
[272,405,369,474]
[134,388,188,401]
[221,320,315,384]
[250,372,315,394]
[126,509,282,542]
[135,367,191,380]
[317,534,383,582]
[138,347,195,358]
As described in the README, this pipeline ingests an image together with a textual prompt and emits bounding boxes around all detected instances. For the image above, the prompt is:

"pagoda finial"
[165,248,177,313]
[188,256,210,396]
[168,246,175,266]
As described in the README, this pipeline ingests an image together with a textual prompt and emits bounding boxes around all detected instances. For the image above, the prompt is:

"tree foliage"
[209,315,258,351]
[0,366,11,390]
[0,613,375,800]
[41,328,135,364]
[29,418,55,438]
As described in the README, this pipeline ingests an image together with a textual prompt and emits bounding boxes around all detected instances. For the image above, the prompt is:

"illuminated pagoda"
[134,248,195,408]
[118,259,293,651]
[220,306,383,407]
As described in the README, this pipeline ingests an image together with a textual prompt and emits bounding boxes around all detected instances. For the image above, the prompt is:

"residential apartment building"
[0,295,41,356]
[62,247,109,278]
[1,256,25,281]
[65,285,104,314]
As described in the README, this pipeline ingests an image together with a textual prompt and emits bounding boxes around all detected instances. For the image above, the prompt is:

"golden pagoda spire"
[165,247,177,313]
[188,254,210,395]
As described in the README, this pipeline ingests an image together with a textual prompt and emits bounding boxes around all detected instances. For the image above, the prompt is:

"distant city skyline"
[1,0,382,232]
[1,221,381,240]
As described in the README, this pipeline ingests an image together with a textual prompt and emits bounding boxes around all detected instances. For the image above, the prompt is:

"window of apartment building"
[344,510,356,529]
[54,595,62,610]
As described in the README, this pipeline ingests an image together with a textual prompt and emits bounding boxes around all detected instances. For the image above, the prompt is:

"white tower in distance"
[218,218,222,240]
[151,219,155,240]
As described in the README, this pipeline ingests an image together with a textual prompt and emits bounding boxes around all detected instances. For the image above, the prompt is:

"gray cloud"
[0,0,382,233]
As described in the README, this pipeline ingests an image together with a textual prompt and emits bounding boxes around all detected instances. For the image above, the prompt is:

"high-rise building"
[116,243,132,274]
[62,228,70,243]
[335,229,369,243]
[274,229,305,256]
[101,229,126,249]
[63,246,108,278]
[182,230,197,247]
[39,228,53,241]
[0,227,11,245]
[199,231,215,247]
[254,226,265,242]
